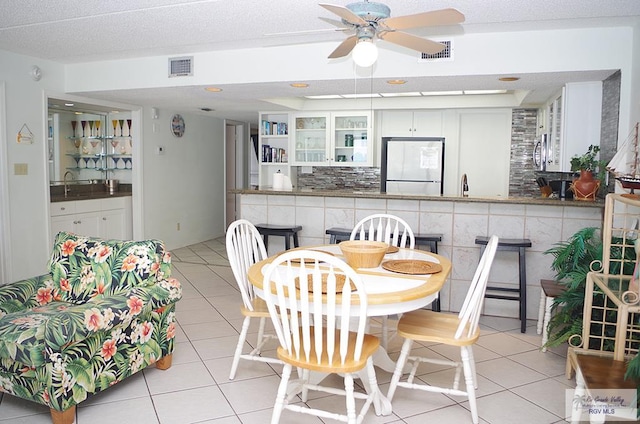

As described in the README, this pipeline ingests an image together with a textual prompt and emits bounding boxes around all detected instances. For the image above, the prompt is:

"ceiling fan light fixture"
[352,39,378,67]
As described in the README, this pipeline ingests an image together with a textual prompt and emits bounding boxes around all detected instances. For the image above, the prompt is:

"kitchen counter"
[236,187,605,320]
[50,183,132,203]
[50,191,132,203]
[231,188,604,208]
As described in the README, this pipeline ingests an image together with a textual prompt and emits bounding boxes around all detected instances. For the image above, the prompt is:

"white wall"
[0,50,226,281]
[140,107,225,250]
[0,50,66,280]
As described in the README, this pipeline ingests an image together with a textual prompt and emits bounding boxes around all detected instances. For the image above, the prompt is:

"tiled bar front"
[239,193,603,320]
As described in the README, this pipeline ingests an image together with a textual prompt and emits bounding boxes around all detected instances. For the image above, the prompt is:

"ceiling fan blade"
[382,8,465,30]
[328,35,358,58]
[320,3,368,26]
[379,31,446,54]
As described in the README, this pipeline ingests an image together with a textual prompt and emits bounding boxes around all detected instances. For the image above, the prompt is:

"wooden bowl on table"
[339,240,388,269]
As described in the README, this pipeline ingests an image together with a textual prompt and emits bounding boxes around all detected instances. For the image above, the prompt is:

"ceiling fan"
[320,1,465,66]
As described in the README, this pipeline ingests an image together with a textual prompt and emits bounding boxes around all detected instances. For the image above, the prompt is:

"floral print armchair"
[0,231,182,424]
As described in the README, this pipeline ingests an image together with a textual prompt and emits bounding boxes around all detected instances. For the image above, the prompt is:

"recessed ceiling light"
[305,95,343,99]
[386,79,407,85]
[463,89,507,95]
[290,83,309,88]
[341,93,381,99]
[204,87,222,92]
[379,92,421,97]
[421,90,463,96]
[499,77,520,82]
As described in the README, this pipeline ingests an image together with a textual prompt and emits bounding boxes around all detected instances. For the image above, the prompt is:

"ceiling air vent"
[418,41,452,62]
[168,56,193,77]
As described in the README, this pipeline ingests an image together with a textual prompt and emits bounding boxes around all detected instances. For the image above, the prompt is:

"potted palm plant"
[570,145,607,201]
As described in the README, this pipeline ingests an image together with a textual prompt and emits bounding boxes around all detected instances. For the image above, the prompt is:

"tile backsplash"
[296,166,381,191]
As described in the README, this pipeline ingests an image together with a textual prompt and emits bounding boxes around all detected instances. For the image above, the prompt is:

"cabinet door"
[74,211,100,238]
[331,112,372,166]
[290,113,329,166]
[380,111,414,137]
[457,110,511,197]
[99,209,129,240]
[545,93,563,172]
[51,215,76,242]
[412,111,444,136]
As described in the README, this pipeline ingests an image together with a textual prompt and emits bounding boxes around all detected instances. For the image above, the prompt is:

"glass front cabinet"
[331,111,372,166]
[291,113,329,166]
[290,111,373,167]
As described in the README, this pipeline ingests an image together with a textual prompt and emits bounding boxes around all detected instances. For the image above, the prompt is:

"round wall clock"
[171,114,185,137]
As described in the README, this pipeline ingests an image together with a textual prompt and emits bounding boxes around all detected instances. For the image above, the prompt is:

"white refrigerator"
[381,137,444,195]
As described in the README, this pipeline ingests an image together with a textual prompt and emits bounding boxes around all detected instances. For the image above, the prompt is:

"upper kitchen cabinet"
[545,81,603,172]
[290,112,329,166]
[290,111,373,167]
[331,111,373,166]
[258,112,290,188]
[380,110,443,137]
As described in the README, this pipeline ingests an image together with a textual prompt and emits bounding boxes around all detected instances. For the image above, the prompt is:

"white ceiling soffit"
[1,0,637,121]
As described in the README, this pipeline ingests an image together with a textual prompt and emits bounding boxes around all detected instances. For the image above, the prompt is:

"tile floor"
[0,238,578,424]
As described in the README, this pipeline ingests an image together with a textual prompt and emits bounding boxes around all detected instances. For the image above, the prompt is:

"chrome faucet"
[63,171,74,198]
[461,173,469,197]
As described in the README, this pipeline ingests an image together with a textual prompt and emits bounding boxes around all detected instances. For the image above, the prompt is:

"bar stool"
[537,279,567,352]
[325,227,352,244]
[415,234,443,312]
[475,236,532,333]
[255,224,302,251]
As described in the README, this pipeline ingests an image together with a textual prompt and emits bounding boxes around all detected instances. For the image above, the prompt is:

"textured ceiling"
[3,0,640,121]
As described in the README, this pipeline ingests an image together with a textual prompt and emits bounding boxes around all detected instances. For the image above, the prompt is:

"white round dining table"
[247,244,452,417]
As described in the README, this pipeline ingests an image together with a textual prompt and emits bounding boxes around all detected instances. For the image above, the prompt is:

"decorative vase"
[570,170,600,201]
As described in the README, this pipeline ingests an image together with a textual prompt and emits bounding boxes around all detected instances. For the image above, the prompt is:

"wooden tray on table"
[381,260,442,275]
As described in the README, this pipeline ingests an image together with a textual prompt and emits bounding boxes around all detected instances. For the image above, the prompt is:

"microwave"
[533,133,549,171]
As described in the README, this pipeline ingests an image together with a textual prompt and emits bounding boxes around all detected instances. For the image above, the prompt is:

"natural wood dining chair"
[226,219,283,380]
[351,213,416,348]
[386,235,499,424]
[262,249,381,424]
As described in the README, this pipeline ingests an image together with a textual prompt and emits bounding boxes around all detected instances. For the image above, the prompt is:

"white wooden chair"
[226,219,283,380]
[350,213,415,249]
[262,249,381,424]
[350,213,416,348]
[386,235,499,424]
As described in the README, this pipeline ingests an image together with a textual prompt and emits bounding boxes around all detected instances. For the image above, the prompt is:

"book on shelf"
[261,120,288,136]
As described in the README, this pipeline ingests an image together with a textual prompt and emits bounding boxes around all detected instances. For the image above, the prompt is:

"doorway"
[225,122,245,228]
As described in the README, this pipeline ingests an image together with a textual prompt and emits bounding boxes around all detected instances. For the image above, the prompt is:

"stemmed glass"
[110,139,119,154]
[126,119,132,137]
[112,120,118,137]
[71,121,77,138]
[118,120,125,137]
[88,121,94,138]
[90,139,100,153]
[81,120,87,137]
[95,120,101,137]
